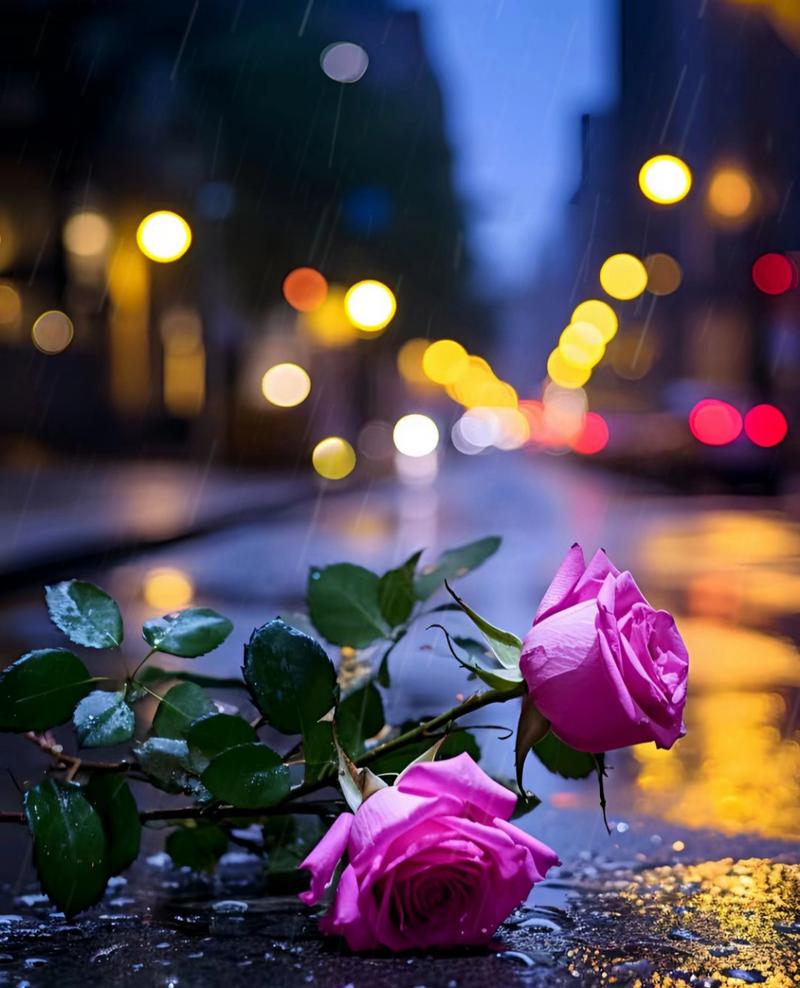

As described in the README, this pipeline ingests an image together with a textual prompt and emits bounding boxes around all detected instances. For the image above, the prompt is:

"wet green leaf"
[337,682,385,757]
[377,551,421,627]
[45,580,123,649]
[307,564,388,647]
[167,823,228,872]
[24,779,108,918]
[134,737,196,793]
[302,720,336,784]
[201,742,290,809]
[445,582,522,668]
[73,691,135,748]
[0,649,93,732]
[185,712,257,760]
[152,683,216,739]
[533,731,596,779]
[143,607,233,658]
[85,775,141,876]
[243,619,336,735]
[413,536,501,600]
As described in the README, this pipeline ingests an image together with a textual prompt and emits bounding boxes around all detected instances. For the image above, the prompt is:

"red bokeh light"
[744,404,788,447]
[572,412,609,455]
[689,399,742,446]
[751,253,796,295]
[282,267,328,312]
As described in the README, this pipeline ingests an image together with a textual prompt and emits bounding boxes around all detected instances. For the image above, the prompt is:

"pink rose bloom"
[521,545,688,753]
[298,753,559,951]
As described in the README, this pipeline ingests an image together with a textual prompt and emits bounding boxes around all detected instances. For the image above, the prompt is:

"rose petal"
[534,544,587,623]
[493,818,560,881]
[348,785,460,864]
[397,752,517,822]
[298,811,353,905]
[319,864,379,951]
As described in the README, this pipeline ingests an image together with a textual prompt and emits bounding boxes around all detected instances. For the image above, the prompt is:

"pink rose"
[299,753,559,951]
[520,545,688,753]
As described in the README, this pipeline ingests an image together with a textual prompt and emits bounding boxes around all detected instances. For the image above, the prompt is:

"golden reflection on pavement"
[633,511,800,840]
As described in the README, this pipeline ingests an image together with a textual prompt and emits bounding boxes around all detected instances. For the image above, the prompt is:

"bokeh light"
[143,567,194,610]
[357,420,394,460]
[312,437,357,480]
[599,253,648,300]
[393,413,439,457]
[571,299,618,343]
[422,339,469,384]
[689,399,743,446]
[320,42,369,83]
[609,328,658,380]
[644,253,683,295]
[752,253,797,295]
[543,384,587,444]
[0,284,22,328]
[491,407,531,450]
[32,310,74,354]
[638,154,692,204]
[546,349,591,389]
[572,411,609,454]
[63,211,112,258]
[260,362,311,408]
[282,267,328,312]
[136,211,192,263]
[397,338,431,387]
[744,404,788,447]
[344,279,396,332]
[707,166,754,223]
[301,285,357,347]
[558,321,606,369]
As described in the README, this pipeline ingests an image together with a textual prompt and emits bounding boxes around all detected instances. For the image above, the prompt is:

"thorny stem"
[1,683,526,827]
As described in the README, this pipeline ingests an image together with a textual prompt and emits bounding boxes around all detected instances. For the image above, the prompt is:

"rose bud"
[521,545,688,753]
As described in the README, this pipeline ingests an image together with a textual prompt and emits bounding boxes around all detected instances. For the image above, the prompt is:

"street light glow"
[546,349,591,389]
[422,339,469,384]
[261,362,311,408]
[136,210,192,263]
[32,310,74,354]
[570,299,618,343]
[558,321,606,369]
[707,166,754,221]
[638,154,692,204]
[63,211,112,258]
[283,267,328,312]
[393,413,439,457]
[344,280,396,332]
[599,253,648,300]
[312,437,356,479]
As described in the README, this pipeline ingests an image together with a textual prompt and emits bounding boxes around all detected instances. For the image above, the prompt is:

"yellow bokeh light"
[638,154,692,204]
[707,166,754,222]
[301,285,357,348]
[32,310,74,354]
[397,338,431,386]
[393,413,440,457]
[136,210,192,263]
[546,349,590,389]
[143,567,194,610]
[0,284,21,325]
[571,299,618,343]
[422,339,469,384]
[644,253,683,296]
[599,253,648,300]
[63,211,112,258]
[312,436,356,480]
[558,321,606,369]
[344,279,396,332]
[260,362,311,408]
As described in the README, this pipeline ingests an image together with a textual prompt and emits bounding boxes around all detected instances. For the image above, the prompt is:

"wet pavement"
[1,452,799,985]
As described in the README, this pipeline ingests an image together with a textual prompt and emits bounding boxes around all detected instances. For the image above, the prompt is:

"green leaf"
[307,563,389,647]
[85,775,141,876]
[134,737,196,793]
[24,779,108,918]
[45,580,123,649]
[414,536,501,600]
[73,691,135,748]
[336,682,385,757]
[264,815,325,893]
[167,823,228,872]
[369,728,480,776]
[0,649,93,732]
[429,624,523,693]
[377,551,421,627]
[152,683,216,739]
[533,731,596,780]
[185,713,257,759]
[143,607,233,658]
[201,742,290,809]
[445,582,522,669]
[243,619,337,735]
[302,720,336,784]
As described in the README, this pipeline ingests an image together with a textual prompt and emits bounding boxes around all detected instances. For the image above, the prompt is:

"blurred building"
[523,0,800,480]
[0,0,480,463]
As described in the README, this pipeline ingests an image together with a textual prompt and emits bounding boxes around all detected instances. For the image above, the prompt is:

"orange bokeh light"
[282,267,329,312]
